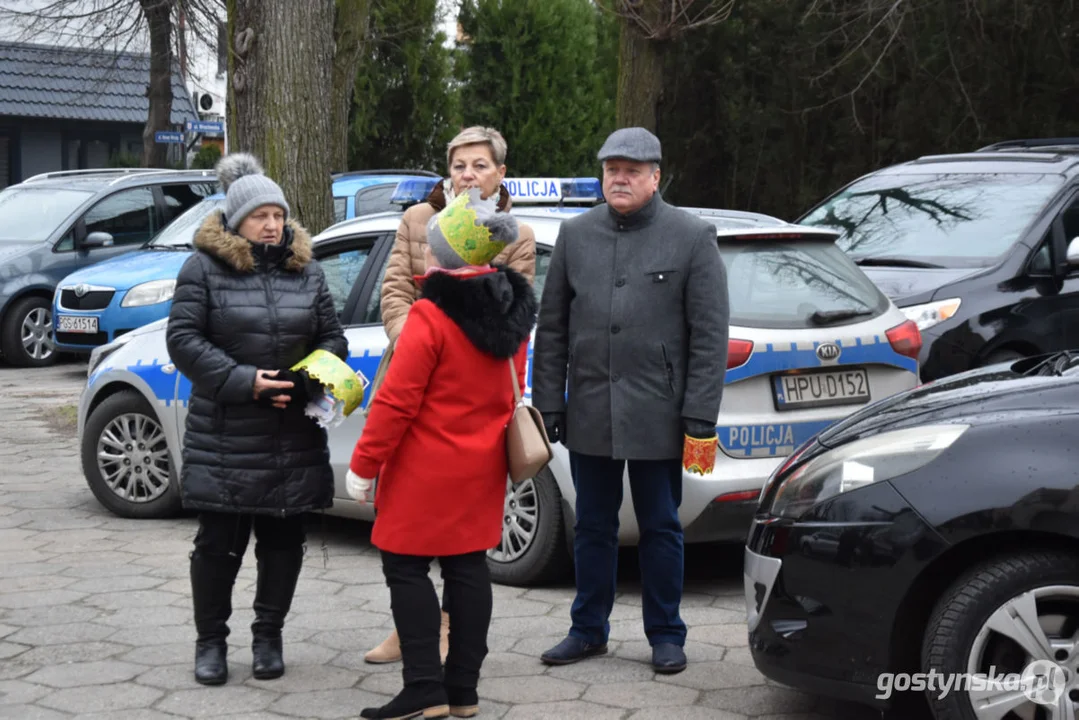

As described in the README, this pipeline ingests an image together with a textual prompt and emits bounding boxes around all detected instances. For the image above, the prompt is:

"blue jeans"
[568,452,686,647]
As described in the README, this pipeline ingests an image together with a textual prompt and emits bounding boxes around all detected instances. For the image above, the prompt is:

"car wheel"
[0,296,56,367]
[81,390,181,519]
[486,468,571,587]
[921,551,1079,720]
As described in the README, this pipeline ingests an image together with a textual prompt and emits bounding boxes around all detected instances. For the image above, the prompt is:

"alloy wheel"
[965,585,1079,720]
[488,477,538,564]
[96,412,171,504]
[21,307,54,361]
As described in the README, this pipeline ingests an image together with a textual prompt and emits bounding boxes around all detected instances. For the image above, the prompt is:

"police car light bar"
[390,177,602,206]
[504,178,602,204]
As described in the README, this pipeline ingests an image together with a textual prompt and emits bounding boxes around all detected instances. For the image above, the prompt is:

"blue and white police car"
[51,171,440,355]
[76,179,921,586]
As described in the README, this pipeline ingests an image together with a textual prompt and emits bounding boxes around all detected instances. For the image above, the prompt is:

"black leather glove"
[683,418,717,439]
[542,413,564,444]
[257,369,317,407]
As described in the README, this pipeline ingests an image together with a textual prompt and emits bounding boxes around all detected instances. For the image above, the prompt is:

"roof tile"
[0,41,199,125]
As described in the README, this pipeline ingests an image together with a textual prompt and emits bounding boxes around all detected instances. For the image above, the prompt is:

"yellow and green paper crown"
[427,187,519,269]
[290,349,365,417]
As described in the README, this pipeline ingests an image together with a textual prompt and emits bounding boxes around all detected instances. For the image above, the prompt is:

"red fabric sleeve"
[349,302,440,478]
[515,341,528,398]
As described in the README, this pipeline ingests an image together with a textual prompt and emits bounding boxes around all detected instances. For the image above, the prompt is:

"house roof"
[0,41,198,125]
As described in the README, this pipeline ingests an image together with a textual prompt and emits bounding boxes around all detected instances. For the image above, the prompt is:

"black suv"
[0,168,217,367]
[798,138,1079,381]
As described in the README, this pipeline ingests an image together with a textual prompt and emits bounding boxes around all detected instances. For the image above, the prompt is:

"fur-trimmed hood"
[419,266,536,358]
[193,210,313,273]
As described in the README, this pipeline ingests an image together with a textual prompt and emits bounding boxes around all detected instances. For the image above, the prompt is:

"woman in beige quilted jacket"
[364,126,536,666]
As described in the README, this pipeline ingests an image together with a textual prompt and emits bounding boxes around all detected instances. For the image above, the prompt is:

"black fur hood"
[420,266,536,358]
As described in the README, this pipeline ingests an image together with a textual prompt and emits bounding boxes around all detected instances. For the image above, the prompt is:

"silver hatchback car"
[77,197,921,586]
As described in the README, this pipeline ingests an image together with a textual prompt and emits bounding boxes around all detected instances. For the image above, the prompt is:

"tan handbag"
[506,356,553,484]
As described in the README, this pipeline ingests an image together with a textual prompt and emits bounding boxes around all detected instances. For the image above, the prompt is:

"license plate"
[773,368,870,410]
[57,315,98,334]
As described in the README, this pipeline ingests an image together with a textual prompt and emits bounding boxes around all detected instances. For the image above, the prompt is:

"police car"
[76,177,921,586]
[50,171,438,355]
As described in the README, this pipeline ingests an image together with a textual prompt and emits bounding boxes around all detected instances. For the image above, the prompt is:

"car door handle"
[162,363,176,374]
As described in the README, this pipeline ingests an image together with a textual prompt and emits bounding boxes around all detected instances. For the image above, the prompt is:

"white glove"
[346,470,374,503]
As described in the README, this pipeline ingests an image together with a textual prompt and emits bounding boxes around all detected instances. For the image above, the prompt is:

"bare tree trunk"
[330,0,371,172]
[140,0,174,168]
[229,0,336,234]
[616,9,665,131]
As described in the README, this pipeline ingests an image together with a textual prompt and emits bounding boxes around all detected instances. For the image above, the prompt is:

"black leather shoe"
[651,642,687,674]
[252,635,284,679]
[194,640,228,685]
[540,636,608,665]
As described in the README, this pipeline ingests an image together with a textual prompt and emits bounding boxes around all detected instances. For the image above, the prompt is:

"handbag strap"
[508,356,523,405]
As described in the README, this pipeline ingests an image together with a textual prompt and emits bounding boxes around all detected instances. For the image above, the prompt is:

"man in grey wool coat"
[532,127,730,674]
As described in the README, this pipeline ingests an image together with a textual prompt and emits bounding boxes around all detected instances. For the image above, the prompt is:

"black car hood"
[816,357,1079,448]
[858,266,980,304]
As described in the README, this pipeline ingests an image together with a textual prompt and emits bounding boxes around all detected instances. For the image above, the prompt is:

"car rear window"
[719,239,890,329]
[798,172,1066,268]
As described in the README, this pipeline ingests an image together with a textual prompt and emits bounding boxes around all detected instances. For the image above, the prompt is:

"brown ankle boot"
[364,629,402,664]
[439,610,450,665]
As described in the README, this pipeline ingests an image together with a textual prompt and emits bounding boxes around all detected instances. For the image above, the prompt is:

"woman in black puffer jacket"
[166,153,347,688]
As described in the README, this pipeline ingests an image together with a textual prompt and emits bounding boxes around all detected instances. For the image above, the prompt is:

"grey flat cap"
[597,127,662,163]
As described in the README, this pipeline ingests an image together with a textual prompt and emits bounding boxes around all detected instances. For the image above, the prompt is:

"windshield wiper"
[853,256,946,269]
[810,309,874,326]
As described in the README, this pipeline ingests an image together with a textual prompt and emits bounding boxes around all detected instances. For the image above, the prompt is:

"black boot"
[251,545,303,680]
[360,681,449,719]
[190,550,242,686]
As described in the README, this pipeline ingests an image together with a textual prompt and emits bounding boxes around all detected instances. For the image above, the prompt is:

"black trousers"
[381,550,491,690]
[193,511,306,557]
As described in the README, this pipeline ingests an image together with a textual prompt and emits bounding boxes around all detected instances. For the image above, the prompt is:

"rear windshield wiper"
[853,256,946,269]
[810,309,875,326]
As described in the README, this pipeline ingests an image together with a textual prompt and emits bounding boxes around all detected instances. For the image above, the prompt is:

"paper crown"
[426,187,519,269]
[290,349,365,417]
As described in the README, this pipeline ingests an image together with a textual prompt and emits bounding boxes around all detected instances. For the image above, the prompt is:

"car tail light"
[886,319,922,360]
[728,339,753,369]
[714,490,759,503]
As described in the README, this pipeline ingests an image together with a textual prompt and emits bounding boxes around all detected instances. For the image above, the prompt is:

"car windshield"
[798,172,1067,268]
[719,239,889,329]
[149,197,225,247]
[0,186,94,243]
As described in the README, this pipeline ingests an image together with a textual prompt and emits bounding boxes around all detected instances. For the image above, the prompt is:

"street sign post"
[154,131,183,144]
[186,120,224,134]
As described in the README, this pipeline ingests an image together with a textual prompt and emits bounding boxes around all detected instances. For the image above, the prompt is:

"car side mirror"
[83,231,114,248]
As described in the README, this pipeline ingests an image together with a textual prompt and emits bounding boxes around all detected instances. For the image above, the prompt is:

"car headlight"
[121,279,176,307]
[901,298,961,331]
[87,332,137,378]
[769,424,969,519]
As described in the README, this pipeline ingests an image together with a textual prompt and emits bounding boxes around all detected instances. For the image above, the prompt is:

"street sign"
[186,120,224,133]
[154,131,183,144]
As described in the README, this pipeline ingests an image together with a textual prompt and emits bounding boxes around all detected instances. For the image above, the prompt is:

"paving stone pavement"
[0,359,892,720]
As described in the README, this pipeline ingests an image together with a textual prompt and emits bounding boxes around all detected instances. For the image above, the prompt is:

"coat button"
[612,373,621,382]
[611,325,620,334]
[615,278,626,287]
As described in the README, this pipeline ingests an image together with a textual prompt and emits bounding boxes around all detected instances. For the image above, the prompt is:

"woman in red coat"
[347,188,536,720]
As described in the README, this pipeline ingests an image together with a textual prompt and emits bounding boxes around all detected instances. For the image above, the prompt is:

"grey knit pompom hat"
[215,152,289,229]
